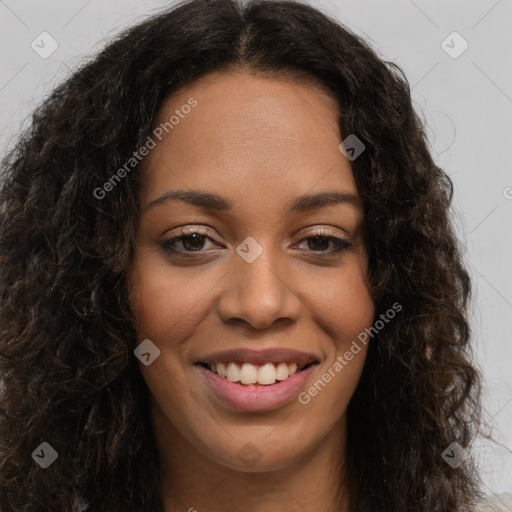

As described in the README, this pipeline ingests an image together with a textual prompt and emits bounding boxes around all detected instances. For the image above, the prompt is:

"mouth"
[195,360,318,386]
[195,360,319,412]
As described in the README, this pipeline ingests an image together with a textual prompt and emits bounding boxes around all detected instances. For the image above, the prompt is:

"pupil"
[308,236,329,251]
[183,234,205,251]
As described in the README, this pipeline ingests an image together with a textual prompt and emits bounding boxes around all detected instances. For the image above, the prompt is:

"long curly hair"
[0,0,483,510]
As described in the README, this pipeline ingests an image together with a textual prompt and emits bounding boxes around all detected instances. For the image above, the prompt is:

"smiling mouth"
[195,360,318,386]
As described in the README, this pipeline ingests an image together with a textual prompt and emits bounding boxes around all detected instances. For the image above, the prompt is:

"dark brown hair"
[0,0,482,510]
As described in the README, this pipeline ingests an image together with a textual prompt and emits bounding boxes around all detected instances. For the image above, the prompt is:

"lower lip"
[195,363,318,412]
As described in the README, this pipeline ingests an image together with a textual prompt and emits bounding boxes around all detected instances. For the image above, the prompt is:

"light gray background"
[1,0,511,497]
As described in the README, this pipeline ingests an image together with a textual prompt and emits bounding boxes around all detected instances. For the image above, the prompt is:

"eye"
[160,228,218,254]
[295,232,354,258]
[160,226,354,259]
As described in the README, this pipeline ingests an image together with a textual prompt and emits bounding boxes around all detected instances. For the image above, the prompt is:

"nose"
[216,246,303,330]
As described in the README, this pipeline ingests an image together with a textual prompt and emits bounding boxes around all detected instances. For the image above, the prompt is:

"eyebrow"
[143,189,361,214]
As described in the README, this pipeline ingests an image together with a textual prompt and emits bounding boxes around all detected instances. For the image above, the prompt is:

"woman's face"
[128,70,375,473]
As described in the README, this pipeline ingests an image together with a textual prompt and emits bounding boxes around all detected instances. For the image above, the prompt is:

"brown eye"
[295,234,354,258]
[160,228,354,260]
[161,232,216,253]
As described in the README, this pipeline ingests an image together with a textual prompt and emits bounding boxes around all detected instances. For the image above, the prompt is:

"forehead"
[139,70,358,209]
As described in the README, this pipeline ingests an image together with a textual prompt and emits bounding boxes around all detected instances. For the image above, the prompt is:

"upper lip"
[195,348,319,367]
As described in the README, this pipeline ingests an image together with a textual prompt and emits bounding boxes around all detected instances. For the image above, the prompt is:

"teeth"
[208,361,304,385]
[276,362,289,380]
[216,362,227,377]
[240,362,258,384]
[258,363,277,385]
[225,362,240,382]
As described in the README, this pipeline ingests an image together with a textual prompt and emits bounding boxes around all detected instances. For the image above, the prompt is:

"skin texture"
[128,70,375,512]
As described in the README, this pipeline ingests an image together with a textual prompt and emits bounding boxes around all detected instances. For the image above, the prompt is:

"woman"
[0,0,492,510]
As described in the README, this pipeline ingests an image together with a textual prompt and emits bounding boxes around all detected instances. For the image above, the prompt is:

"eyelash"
[160,227,354,259]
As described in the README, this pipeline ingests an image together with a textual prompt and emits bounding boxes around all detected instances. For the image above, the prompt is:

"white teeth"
[240,363,258,384]
[216,362,227,377]
[225,362,240,382]
[258,363,277,385]
[209,361,304,385]
[276,362,289,380]
[287,363,298,377]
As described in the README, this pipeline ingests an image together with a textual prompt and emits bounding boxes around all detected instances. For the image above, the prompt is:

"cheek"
[310,264,375,348]
[297,269,374,421]
[129,256,213,343]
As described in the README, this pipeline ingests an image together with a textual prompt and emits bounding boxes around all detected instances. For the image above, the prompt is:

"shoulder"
[474,493,512,511]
